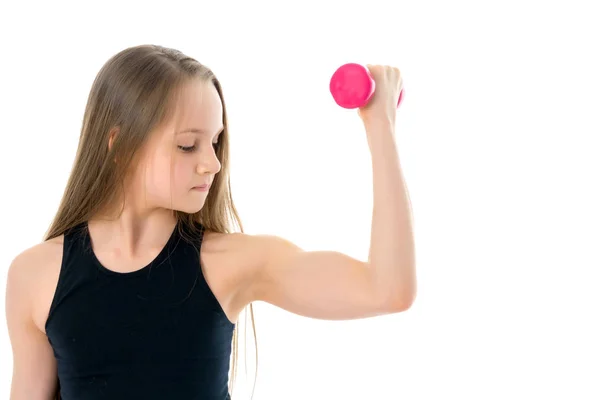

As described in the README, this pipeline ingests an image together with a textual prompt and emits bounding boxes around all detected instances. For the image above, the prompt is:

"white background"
[1,0,599,399]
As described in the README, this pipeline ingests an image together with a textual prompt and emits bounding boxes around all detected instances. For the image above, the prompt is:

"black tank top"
[45,221,235,400]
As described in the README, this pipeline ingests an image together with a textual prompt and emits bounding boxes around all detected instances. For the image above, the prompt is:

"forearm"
[366,121,417,307]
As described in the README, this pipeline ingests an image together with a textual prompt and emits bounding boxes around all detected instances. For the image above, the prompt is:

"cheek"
[141,155,174,196]
[172,159,194,189]
[140,151,194,199]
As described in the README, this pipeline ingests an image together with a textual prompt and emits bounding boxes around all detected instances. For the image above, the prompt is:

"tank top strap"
[45,222,98,333]
[176,220,206,252]
[64,221,92,253]
[61,221,101,276]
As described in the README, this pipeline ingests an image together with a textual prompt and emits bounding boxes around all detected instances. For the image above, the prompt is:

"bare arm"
[250,236,405,320]
[6,249,58,399]
[250,135,415,320]
[246,67,416,320]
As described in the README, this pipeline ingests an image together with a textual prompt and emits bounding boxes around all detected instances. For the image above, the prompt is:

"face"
[129,80,224,214]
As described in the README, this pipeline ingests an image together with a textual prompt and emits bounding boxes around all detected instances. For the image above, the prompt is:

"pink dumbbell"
[329,63,404,109]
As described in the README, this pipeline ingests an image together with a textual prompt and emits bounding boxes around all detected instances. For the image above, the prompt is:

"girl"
[6,44,416,400]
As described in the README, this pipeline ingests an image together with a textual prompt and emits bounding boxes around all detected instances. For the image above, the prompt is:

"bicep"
[6,257,58,400]
[253,237,387,320]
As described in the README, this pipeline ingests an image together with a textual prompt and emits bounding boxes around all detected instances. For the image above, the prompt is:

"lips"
[192,183,210,191]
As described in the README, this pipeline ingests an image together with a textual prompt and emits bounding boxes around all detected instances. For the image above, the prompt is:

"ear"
[108,127,120,162]
[108,127,120,151]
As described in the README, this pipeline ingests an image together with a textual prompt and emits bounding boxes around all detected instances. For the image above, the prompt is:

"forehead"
[161,80,224,137]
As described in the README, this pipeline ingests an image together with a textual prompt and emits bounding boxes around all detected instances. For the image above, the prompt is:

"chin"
[175,201,206,215]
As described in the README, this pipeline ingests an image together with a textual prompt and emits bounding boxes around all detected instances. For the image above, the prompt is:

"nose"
[196,148,221,175]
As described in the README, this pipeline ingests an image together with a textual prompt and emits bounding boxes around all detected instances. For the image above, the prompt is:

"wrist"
[364,120,396,146]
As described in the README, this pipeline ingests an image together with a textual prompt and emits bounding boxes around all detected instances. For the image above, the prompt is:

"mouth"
[192,184,210,191]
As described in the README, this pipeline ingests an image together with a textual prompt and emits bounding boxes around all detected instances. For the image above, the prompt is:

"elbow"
[371,264,417,314]
[380,286,416,313]
[390,294,416,313]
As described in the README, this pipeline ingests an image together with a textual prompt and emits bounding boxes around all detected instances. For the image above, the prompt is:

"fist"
[358,64,403,126]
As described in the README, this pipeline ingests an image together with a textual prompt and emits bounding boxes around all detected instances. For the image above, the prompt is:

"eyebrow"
[176,127,224,136]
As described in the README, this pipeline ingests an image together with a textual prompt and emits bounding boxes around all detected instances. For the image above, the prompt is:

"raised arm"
[247,65,416,320]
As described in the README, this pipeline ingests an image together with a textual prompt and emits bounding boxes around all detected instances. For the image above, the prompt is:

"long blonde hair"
[44,44,256,398]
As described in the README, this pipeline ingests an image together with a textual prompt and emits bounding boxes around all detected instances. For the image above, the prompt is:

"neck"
[88,206,177,258]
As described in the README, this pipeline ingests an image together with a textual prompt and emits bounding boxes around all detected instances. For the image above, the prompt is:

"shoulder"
[202,230,298,271]
[7,237,64,333]
[200,231,264,290]
[199,231,297,320]
[8,237,63,289]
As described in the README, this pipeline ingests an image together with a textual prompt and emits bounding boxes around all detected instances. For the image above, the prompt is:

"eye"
[178,145,196,152]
